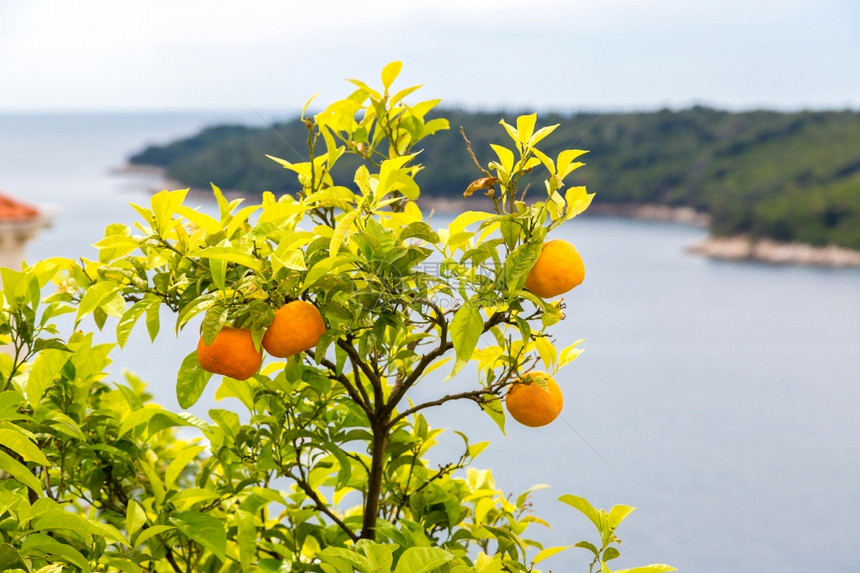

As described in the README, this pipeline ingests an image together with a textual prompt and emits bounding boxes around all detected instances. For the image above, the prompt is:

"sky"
[1,0,858,113]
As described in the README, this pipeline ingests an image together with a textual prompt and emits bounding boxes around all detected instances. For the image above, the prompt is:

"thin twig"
[460,127,493,178]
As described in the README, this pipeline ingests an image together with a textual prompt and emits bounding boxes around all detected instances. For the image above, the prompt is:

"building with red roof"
[0,192,50,270]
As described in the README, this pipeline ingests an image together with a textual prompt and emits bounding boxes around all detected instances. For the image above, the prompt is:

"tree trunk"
[361,422,389,539]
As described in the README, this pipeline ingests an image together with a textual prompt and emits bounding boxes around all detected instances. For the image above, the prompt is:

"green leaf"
[26,349,68,407]
[1,268,26,303]
[176,295,217,332]
[101,556,144,573]
[574,540,599,556]
[393,547,455,573]
[210,256,227,290]
[603,546,621,562]
[614,566,677,573]
[171,511,227,561]
[480,394,506,435]
[139,459,165,506]
[0,429,50,465]
[21,533,90,572]
[302,255,355,291]
[165,445,205,490]
[116,299,152,348]
[474,553,504,573]
[235,509,257,571]
[399,221,440,244]
[447,303,483,379]
[560,494,602,532]
[145,299,160,341]
[532,545,572,564]
[503,240,542,292]
[201,305,228,345]
[176,351,213,409]
[32,509,129,545]
[318,547,374,572]
[0,450,43,494]
[0,543,27,572]
[133,525,175,548]
[214,377,255,411]
[356,540,393,571]
[0,391,27,421]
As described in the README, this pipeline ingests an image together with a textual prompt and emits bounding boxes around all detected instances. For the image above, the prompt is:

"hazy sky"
[1,0,858,112]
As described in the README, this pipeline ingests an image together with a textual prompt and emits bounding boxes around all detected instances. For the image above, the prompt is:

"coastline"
[687,236,860,268]
[115,163,860,268]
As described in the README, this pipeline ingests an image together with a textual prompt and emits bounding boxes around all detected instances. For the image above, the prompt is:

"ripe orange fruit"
[262,300,326,358]
[197,326,263,380]
[505,371,564,427]
[525,239,585,298]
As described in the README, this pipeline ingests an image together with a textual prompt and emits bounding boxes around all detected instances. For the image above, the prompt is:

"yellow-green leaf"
[164,445,205,491]
[330,211,358,257]
[0,450,42,493]
[27,349,69,407]
[381,61,403,90]
[76,280,122,323]
[188,246,261,273]
[516,114,537,146]
[447,303,483,379]
[0,428,50,465]
[533,545,572,564]
[565,186,594,220]
[125,500,147,538]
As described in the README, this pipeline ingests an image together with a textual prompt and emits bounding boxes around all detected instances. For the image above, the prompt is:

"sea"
[1,112,859,572]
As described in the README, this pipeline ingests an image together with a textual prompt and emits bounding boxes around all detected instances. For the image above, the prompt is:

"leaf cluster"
[0,63,674,572]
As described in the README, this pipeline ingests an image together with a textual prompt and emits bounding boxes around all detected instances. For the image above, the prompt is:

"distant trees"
[130,106,860,249]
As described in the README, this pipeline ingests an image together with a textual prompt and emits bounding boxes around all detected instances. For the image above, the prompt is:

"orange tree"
[0,63,674,572]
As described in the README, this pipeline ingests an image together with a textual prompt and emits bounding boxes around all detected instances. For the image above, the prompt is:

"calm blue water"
[2,113,859,572]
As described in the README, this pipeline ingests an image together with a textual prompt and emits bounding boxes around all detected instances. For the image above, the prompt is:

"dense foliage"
[131,106,860,249]
[0,63,674,572]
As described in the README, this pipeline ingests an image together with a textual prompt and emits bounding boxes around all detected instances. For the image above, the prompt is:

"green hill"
[129,106,860,250]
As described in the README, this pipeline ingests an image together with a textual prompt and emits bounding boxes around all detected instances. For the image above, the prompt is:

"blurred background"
[2,1,859,571]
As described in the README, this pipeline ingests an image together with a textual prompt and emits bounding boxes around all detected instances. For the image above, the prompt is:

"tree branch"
[319,357,372,418]
[284,469,359,542]
[460,127,493,178]
[389,387,504,427]
[384,310,506,417]
[347,352,372,407]
[338,338,383,408]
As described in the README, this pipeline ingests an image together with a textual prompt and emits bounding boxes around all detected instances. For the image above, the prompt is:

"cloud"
[0,0,857,111]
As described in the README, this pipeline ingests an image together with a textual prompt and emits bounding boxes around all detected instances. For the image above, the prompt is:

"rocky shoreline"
[688,236,860,268]
[585,202,710,226]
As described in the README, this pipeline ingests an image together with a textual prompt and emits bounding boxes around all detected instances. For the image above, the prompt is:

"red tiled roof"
[0,192,40,221]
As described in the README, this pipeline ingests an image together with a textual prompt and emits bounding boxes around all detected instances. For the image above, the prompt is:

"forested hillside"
[129,107,860,249]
